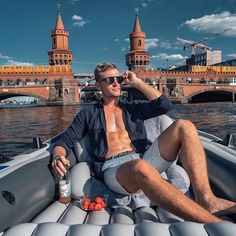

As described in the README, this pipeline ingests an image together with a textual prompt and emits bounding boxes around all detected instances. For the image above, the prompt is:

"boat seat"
[30,115,191,225]
[3,115,236,236]
[4,221,236,236]
[71,114,191,200]
[72,114,191,196]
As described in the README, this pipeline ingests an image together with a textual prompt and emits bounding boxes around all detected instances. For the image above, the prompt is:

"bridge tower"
[47,7,79,105]
[48,10,73,65]
[126,14,150,71]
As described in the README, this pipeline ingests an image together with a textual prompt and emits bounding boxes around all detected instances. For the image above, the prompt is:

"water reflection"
[168,102,236,140]
[0,105,81,157]
[0,102,236,158]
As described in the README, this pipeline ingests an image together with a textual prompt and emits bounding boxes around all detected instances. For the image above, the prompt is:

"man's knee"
[117,159,156,193]
[174,119,196,135]
[130,159,160,180]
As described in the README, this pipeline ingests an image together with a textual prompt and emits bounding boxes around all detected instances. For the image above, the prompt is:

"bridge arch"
[0,91,48,102]
[186,88,235,103]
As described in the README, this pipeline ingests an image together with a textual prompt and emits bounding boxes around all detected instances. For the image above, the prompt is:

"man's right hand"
[52,155,70,176]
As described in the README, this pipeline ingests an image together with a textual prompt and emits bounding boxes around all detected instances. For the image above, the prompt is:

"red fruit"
[84,197,91,201]
[94,197,103,204]
[94,203,102,211]
[83,199,91,206]
[101,200,106,208]
[82,204,88,210]
[88,203,95,211]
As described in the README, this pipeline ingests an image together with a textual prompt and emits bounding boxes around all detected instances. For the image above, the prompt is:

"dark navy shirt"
[55,94,172,164]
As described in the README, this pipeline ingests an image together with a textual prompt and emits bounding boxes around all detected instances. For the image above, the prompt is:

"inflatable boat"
[0,115,236,236]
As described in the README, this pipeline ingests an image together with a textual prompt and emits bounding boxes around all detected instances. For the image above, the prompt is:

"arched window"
[64,89,69,95]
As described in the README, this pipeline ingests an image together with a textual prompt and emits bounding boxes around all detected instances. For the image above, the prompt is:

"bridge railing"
[0,82,49,87]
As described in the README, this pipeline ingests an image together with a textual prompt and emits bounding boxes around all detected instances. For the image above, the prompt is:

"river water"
[0,102,236,158]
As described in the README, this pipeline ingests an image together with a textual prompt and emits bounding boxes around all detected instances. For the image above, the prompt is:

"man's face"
[96,68,122,98]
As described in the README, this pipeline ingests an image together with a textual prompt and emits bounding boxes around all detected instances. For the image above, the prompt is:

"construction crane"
[176,28,231,55]
[176,37,211,55]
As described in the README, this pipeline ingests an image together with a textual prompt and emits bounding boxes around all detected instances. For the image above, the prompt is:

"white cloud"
[158,40,181,50]
[72,15,89,27]
[121,48,126,51]
[72,15,82,21]
[114,38,119,42]
[70,0,80,4]
[227,53,236,58]
[152,53,188,61]
[73,21,89,27]
[0,53,12,60]
[140,0,153,8]
[159,41,171,49]
[146,38,159,50]
[7,59,34,66]
[182,11,236,36]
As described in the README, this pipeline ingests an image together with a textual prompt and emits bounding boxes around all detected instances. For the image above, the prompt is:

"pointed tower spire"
[133,14,142,33]
[125,13,150,71]
[48,6,73,66]
[55,12,64,30]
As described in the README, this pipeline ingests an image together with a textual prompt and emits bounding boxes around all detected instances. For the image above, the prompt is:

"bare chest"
[104,106,126,132]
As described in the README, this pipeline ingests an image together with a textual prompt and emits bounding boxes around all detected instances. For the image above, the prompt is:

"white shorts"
[103,137,174,195]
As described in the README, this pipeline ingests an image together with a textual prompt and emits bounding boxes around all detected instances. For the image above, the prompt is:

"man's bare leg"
[116,158,222,223]
[158,119,236,215]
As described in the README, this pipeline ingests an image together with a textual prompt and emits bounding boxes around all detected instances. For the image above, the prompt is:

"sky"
[0,0,236,73]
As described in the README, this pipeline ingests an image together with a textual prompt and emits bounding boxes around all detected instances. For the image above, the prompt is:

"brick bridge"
[135,69,236,103]
[0,78,79,105]
[1,66,236,104]
[164,83,236,103]
[0,84,51,102]
[80,82,236,103]
[0,65,79,105]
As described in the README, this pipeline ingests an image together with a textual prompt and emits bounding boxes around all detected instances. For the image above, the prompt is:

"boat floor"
[3,199,236,236]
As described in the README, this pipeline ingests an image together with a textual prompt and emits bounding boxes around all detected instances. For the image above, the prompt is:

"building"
[48,12,73,66]
[125,14,151,71]
[186,50,222,66]
[0,11,79,105]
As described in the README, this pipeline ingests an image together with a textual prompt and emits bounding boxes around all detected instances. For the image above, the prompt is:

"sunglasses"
[99,76,124,85]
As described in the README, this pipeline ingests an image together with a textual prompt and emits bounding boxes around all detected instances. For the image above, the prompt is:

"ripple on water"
[0,103,236,158]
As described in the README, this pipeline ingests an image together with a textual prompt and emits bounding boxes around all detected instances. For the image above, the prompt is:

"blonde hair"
[94,62,119,81]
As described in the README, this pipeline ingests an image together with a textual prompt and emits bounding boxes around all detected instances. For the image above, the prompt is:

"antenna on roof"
[56,0,61,14]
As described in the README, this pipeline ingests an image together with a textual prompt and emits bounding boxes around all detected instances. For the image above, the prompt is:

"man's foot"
[197,195,236,215]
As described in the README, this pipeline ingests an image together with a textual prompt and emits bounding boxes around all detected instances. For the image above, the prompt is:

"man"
[52,62,236,223]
